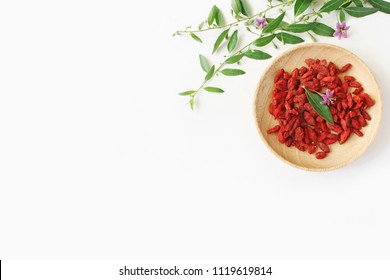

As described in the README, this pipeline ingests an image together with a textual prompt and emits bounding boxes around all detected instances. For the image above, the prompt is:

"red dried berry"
[339,128,351,144]
[318,142,330,153]
[303,111,316,125]
[274,69,284,83]
[351,119,362,130]
[349,81,362,88]
[353,128,363,137]
[358,115,367,127]
[361,109,372,121]
[294,127,305,142]
[267,125,281,134]
[308,145,317,154]
[323,138,338,145]
[340,63,352,73]
[315,152,327,159]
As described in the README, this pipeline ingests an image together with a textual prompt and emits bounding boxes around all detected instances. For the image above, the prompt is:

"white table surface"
[0,0,389,259]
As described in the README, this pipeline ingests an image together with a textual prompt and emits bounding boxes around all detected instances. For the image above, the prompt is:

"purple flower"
[333,21,350,39]
[255,18,267,29]
[320,89,335,106]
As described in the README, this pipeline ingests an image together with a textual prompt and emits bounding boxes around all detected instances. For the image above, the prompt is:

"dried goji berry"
[306,126,317,143]
[315,152,327,159]
[278,129,285,144]
[288,77,298,90]
[329,62,339,76]
[353,128,363,137]
[340,63,352,72]
[285,137,293,147]
[360,93,375,107]
[361,109,372,120]
[353,87,363,95]
[339,128,351,144]
[327,123,343,134]
[358,115,367,127]
[351,119,362,130]
[348,111,357,118]
[308,145,317,154]
[275,79,288,91]
[274,103,284,118]
[318,131,327,142]
[294,127,305,142]
[349,81,362,88]
[267,125,281,134]
[303,111,316,125]
[274,68,284,83]
[299,66,308,76]
[274,91,287,101]
[322,76,336,83]
[323,138,337,145]
[304,58,316,67]
[302,70,313,79]
[318,142,330,153]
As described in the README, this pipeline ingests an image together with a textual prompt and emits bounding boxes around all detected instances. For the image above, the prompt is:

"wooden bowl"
[253,43,382,171]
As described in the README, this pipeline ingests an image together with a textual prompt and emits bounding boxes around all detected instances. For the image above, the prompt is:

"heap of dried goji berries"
[267,58,375,160]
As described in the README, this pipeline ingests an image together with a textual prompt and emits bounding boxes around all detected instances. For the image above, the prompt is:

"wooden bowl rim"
[253,43,383,172]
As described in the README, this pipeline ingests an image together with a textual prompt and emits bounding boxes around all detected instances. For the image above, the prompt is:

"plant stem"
[190,38,264,101]
[182,2,330,108]
[176,2,286,34]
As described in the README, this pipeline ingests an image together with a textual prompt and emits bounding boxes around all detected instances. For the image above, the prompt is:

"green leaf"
[231,0,242,15]
[303,87,334,125]
[263,12,285,33]
[198,21,205,30]
[276,32,304,44]
[294,0,311,16]
[352,0,363,6]
[204,87,224,93]
[345,2,357,8]
[244,50,272,60]
[252,34,276,47]
[227,30,238,53]
[225,54,244,64]
[199,55,210,73]
[368,0,390,14]
[221,68,246,76]
[208,5,218,26]
[339,10,346,22]
[189,96,195,110]
[212,29,229,54]
[344,6,378,17]
[312,22,336,37]
[190,33,202,43]
[215,9,224,26]
[205,65,215,81]
[283,23,315,33]
[240,0,251,16]
[319,0,345,13]
[266,18,289,28]
[179,90,195,96]
[341,1,352,8]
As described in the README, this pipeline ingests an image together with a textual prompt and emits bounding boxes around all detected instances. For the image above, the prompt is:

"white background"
[0,0,389,259]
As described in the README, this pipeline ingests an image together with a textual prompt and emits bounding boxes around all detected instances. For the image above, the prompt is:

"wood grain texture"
[253,43,382,171]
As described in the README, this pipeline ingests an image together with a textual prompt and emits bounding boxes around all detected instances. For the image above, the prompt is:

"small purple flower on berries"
[255,18,267,29]
[320,89,335,106]
[333,21,350,39]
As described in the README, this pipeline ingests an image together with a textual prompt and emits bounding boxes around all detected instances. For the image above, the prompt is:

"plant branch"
[176,2,286,34]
